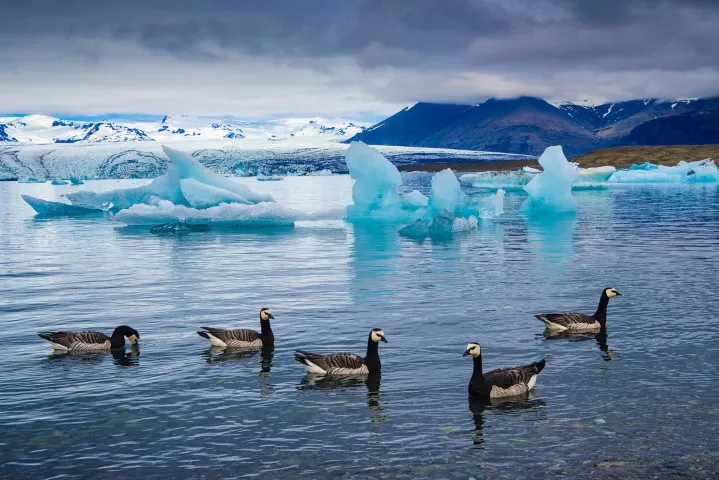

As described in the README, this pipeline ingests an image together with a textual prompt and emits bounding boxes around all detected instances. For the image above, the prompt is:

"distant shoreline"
[399,145,719,172]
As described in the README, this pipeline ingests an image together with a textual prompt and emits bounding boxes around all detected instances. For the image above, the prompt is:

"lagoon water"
[1,177,718,479]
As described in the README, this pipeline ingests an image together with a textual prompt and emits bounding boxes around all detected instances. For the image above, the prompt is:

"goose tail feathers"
[532,359,547,374]
[196,331,211,340]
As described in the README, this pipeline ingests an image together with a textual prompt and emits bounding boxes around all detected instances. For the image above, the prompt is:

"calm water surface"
[1,177,718,479]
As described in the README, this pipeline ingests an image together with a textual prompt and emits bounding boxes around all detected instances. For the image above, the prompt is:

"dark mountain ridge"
[349,96,719,156]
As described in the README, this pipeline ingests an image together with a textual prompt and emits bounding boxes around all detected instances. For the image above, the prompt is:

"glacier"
[522,146,578,213]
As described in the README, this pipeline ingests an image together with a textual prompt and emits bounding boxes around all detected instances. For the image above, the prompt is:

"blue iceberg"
[345,142,504,231]
[522,146,578,213]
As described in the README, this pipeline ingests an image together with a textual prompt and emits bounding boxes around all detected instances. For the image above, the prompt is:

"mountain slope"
[348,96,719,155]
[349,103,471,146]
[621,98,719,145]
[418,97,598,156]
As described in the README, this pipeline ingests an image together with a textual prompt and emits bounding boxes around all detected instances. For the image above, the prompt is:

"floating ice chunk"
[67,145,273,210]
[686,161,719,182]
[69,176,84,185]
[345,141,404,218]
[256,176,283,182]
[21,195,103,216]
[51,178,69,185]
[460,171,534,191]
[180,178,253,208]
[577,166,616,182]
[114,201,295,227]
[609,159,719,183]
[522,146,578,213]
[18,177,46,184]
[522,166,542,173]
[398,210,478,238]
[480,188,505,219]
[629,162,659,171]
[402,189,429,208]
[305,169,333,176]
[429,169,471,216]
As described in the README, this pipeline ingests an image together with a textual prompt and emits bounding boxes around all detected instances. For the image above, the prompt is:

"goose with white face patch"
[294,328,387,376]
[197,308,275,349]
[38,325,140,351]
[464,343,546,399]
[534,288,622,333]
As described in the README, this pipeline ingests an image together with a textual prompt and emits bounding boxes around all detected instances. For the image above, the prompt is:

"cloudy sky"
[2,0,718,119]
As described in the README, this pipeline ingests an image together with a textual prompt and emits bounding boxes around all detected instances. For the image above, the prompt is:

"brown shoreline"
[398,145,719,172]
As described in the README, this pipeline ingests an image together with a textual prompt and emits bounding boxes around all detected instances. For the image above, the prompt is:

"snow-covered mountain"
[0,114,369,145]
[149,115,247,140]
[0,115,152,144]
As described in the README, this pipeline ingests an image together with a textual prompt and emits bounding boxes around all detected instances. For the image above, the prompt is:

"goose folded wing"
[201,327,261,343]
[297,351,365,371]
[70,331,111,345]
[537,312,594,326]
[484,366,534,389]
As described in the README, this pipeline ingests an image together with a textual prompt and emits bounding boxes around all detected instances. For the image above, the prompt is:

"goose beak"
[615,291,622,296]
[128,334,138,345]
[463,349,471,357]
[380,336,387,343]
[269,313,275,319]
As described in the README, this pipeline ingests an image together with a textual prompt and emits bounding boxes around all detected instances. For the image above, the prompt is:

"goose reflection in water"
[47,345,141,367]
[203,345,275,374]
[298,373,387,422]
[468,393,545,446]
[540,326,615,361]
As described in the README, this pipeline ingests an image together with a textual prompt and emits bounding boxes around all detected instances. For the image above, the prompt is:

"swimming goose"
[197,308,275,348]
[38,325,139,351]
[294,328,387,376]
[534,288,621,333]
[464,343,546,399]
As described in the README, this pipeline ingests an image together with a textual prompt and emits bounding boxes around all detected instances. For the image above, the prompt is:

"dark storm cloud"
[1,0,719,115]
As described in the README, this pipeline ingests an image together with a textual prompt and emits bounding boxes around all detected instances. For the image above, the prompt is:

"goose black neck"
[593,293,610,323]
[260,319,274,345]
[365,337,381,373]
[472,354,484,380]
[109,331,126,349]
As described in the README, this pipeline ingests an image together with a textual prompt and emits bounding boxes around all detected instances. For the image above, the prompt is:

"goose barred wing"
[485,360,546,389]
[296,351,366,371]
[200,327,261,343]
[535,312,595,327]
[39,330,110,348]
